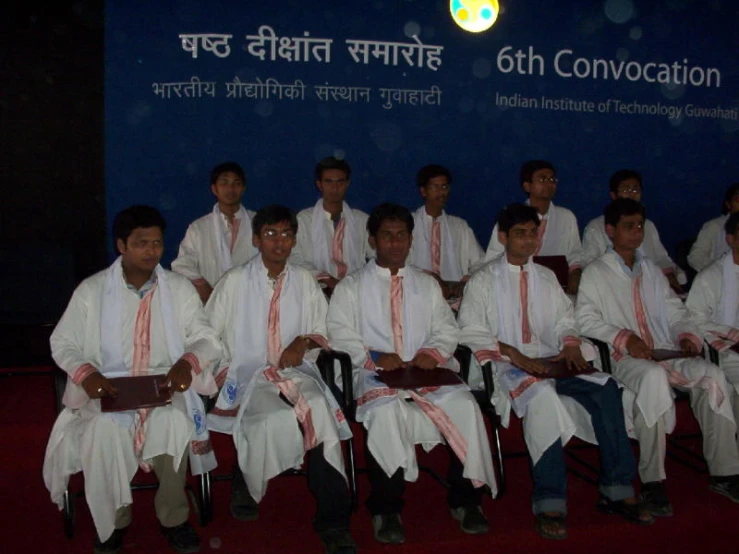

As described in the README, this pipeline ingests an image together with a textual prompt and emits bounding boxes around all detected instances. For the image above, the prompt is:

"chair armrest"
[706,342,720,365]
[316,349,354,414]
[480,361,494,399]
[454,344,473,383]
[583,336,612,374]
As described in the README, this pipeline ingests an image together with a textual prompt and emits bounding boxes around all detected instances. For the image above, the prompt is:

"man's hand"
[552,344,588,370]
[164,358,193,392]
[279,336,308,369]
[666,273,685,296]
[81,371,118,399]
[411,352,439,370]
[194,281,213,305]
[499,342,548,375]
[375,353,405,371]
[626,335,652,359]
[679,338,700,356]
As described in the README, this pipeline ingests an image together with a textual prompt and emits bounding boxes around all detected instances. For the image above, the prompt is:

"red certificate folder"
[729,342,739,355]
[650,349,700,362]
[520,357,598,379]
[376,366,463,389]
[101,375,173,412]
[533,255,569,289]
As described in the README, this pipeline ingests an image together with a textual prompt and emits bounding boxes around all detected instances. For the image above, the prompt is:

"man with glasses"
[206,205,356,554]
[484,160,583,294]
[408,164,484,301]
[291,157,373,293]
[582,169,685,294]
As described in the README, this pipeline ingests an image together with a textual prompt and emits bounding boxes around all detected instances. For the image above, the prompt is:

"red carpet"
[2,371,738,554]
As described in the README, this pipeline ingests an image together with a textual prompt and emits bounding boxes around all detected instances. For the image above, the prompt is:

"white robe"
[290,203,373,278]
[688,214,729,272]
[409,206,484,280]
[171,206,257,287]
[205,257,350,501]
[43,267,221,541]
[484,202,583,270]
[686,253,739,397]
[582,215,686,283]
[457,256,608,465]
[326,260,496,493]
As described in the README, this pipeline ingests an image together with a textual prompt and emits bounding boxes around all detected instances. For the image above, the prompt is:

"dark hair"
[112,205,166,247]
[367,203,414,237]
[210,162,246,186]
[722,182,739,214]
[520,160,555,188]
[603,198,646,227]
[725,212,739,236]
[315,156,351,181]
[496,203,540,234]
[609,169,642,194]
[252,205,298,236]
[416,164,452,188]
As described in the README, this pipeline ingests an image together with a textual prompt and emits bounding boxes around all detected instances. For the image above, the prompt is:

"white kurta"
[290,203,373,278]
[408,207,484,280]
[458,256,607,465]
[484,202,583,270]
[171,207,257,286]
[688,214,729,272]
[43,268,221,541]
[326,260,496,493]
[686,253,739,399]
[205,257,350,501]
[582,215,685,283]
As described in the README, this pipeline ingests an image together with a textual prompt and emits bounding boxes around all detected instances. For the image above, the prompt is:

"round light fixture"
[450,0,500,33]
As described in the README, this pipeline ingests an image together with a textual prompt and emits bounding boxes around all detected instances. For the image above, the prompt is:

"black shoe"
[450,505,489,534]
[640,481,673,517]
[318,528,357,554]
[93,527,127,554]
[709,475,739,503]
[160,521,201,554]
[230,466,259,521]
[371,513,405,544]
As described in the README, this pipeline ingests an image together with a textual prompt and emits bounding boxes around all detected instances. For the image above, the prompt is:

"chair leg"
[346,438,358,512]
[199,472,212,525]
[62,489,74,539]
[491,416,506,497]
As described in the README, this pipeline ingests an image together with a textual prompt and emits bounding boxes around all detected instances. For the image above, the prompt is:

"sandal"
[596,496,654,525]
[535,512,567,540]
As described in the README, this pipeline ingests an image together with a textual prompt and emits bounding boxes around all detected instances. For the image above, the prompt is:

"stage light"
[450,0,500,33]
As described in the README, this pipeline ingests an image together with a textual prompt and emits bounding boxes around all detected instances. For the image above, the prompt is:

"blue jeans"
[531,378,636,516]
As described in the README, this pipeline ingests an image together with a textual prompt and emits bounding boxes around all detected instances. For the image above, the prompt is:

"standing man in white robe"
[686,211,739,432]
[408,164,484,302]
[43,205,222,554]
[172,162,257,304]
[577,198,739,516]
[290,157,373,292]
[582,169,685,294]
[327,203,496,545]
[484,160,583,294]
[206,205,356,554]
[459,203,651,540]
[688,182,739,272]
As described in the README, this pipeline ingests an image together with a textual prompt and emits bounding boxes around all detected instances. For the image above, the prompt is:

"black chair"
[52,369,211,538]
[198,349,358,522]
[674,237,697,291]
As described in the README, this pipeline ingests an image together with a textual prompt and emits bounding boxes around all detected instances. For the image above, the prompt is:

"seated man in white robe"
[172,162,257,304]
[290,157,373,293]
[688,182,739,272]
[687,212,739,436]
[327,203,496,545]
[582,169,685,294]
[408,164,484,302]
[459,203,650,540]
[43,205,221,554]
[484,160,583,294]
[206,205,356,554]
[577,198,739,515]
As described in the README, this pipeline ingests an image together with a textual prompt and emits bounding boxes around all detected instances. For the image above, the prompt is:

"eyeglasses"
[261,229,295,240]
[534,176,558,184]
[618,186,641,193]
[427,183,451,191]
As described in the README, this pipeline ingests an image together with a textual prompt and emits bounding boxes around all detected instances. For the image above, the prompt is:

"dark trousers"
[306,444,353,532]
[365,442,483,516]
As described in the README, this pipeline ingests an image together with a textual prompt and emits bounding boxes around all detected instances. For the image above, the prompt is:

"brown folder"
[520,357,598,379]
[730,342,739,355]
[101,375,173,412]
[376,366,463,389]
[533,255,569,289]
[650,349,700,362]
